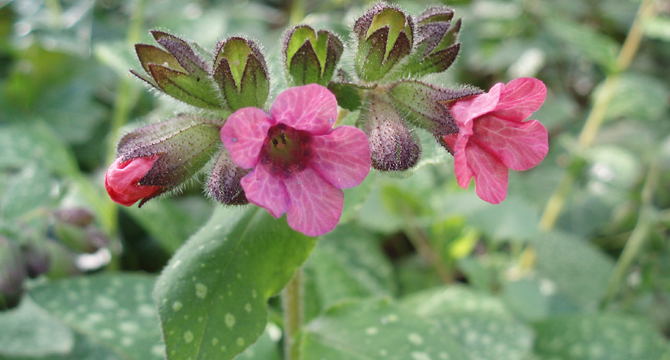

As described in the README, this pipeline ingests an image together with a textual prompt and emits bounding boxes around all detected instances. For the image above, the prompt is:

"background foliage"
[1,0,670,359]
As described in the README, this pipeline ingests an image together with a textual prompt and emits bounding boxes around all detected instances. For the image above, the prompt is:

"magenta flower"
[220,84,371,236]
[105,155,162,206]
[443,78,548,204]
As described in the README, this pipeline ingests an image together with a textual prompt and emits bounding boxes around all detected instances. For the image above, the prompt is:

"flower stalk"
[283,269,303,360]
[539,0,657,231]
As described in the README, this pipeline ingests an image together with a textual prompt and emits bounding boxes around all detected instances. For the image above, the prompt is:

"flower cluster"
[105,2,550,236]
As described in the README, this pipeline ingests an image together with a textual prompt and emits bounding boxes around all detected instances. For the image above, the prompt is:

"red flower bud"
[105,155,162,206]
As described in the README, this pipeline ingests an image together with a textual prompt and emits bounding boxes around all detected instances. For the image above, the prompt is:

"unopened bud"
[52,222,107,254]
[108,116,221,207]
[44,240,79,280]
[353,3,413,82]
[398,6,462,77]
[283,25,343,86]
[359,94,421,171]
[213,37,270,111]
[0,236,26,309]
[132,31,225,110]
[53,207,94,227]
[387,80,481,136]
[21,240,51,278]
[206,149,249,205]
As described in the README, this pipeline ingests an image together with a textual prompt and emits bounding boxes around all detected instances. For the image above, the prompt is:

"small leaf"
[154,206,316,360]
[534,314,670,360]
[600,73,669,122]
[1,164,57,219]
[298,298,470,360]
[30,274,164,360]
[402,285,535,360]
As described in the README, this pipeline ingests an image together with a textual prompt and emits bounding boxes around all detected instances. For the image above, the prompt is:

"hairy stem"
[601,161,658,308]
[283,268,303,360]
[539,0,657,231]
[402,211,453,283]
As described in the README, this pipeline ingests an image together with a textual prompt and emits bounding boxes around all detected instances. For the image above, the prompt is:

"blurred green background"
[1,0,670,359]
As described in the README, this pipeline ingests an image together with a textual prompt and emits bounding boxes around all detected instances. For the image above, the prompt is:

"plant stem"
[402,214,453,283]
[601,160,658,308]
[289,0,305,25]
[283,269,303,360]
[538,0,656,231]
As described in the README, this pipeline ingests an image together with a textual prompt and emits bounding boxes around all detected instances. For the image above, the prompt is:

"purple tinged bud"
[387,80,482,136]
[353,3,414,82]
[53,208,94,227]
[21,241,51,278]
[282,25,344,86]
[131,31,226,110]
[213,37,270,111]
[0,236,26,309]
[398,6,463,77]
[115,116,221,207]
[359,94,421,171]
[44,240,79,280]
[206,149,249,206]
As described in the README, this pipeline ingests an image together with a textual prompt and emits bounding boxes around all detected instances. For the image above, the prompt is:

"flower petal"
[240,164,290,218]
[221,107,275,169]
[105,156,162,206]
[284,167,344,237]
[492,78,546,122]
[465,141,509,204]
[449,83,502,127]
[310,125,371,189]
[270,84,338,135]
[452,134,474,189]
[472,116,549,171]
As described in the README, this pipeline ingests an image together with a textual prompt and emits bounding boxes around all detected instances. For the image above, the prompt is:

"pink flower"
[443,78,548,204]
[105,155,162,206]
[221,84,371,236]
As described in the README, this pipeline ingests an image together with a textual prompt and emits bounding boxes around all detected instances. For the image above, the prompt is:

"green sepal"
[148,64,224,110]
[387,80,480,136]
[206,149,249,206]
[327,82,364,111]
[283,26,343,86]
[288,40,322,86]
[117,116,221,205]
[212,37,269,111]
[353,4,413,83]
[398,14,462,78]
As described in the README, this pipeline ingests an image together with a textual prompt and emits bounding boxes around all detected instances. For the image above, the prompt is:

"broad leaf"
[298,298,470,360]
[402,285,535,360]
[303,224,395,321]
[30,274,164,360]
[532,232,614,309]
[0,298,75,359]
[534,314,670,360]
[154,206,316,360]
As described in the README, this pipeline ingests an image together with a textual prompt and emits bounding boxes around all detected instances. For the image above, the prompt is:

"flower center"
[260,123,313,177]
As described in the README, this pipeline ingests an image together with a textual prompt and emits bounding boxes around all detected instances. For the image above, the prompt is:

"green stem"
[402,212,453,283]
[102,0,147,269]
[289,0,305,25]
[601,161,658,308]
[538,0,656,231]
[283,269,303,360]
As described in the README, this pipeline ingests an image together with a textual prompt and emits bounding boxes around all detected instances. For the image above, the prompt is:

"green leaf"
[303,224,396,321]
[532,232,615,309]
[29,274,164,360]
[327,83,363,112]
[534,314,670,360]
[154,206,316,360]
[0,122,78,176]
[237,324,282,360]
[547,19,619,72]
[1,164,58,219]
[643,16,670,42]
[402,285,535,360]
[466,198,541,243]
[341,171,377,224]
[123,197,212,254]
[298,298,470,360]
[0,298,74,358]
